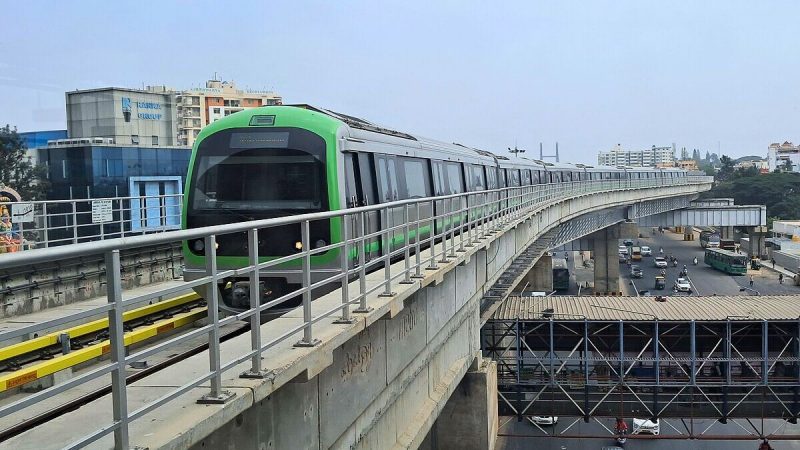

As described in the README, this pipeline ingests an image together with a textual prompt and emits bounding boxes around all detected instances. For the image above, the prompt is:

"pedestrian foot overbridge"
[485,295,800,421]
[0,176,711,450]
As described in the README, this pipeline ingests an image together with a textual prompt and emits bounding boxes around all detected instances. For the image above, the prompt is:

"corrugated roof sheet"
[493,295,800,322]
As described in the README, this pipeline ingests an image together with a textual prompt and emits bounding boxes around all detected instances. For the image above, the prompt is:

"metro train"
[181,105,688,313]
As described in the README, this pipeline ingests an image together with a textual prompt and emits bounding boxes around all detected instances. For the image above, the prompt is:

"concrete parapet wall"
[0,243,183,319]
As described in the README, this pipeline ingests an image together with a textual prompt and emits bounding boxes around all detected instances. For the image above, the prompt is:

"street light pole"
[508,146,526,157]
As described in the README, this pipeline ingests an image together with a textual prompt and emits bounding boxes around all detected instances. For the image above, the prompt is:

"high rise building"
[597,144,675,167]
[767,141,800,173]
[64,80,282,148]
[176,80,282,146]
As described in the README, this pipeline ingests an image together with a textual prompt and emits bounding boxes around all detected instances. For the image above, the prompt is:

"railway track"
[0,292,207,393]
[0,323,248,442]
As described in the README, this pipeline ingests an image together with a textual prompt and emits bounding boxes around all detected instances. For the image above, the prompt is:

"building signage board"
[91,199,114,223]
[11,202,34,223]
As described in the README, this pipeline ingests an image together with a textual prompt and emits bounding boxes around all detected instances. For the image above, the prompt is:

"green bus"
[704,248,748,275]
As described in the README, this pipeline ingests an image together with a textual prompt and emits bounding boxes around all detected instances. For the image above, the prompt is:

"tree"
[701,172,800,220]
[782,159,793,172]
[705,150,710,162]
[681,147,689,160]
[716,155,736,181]
[734,166,759,178]
[0,125,48,200]
[692,149,701,162]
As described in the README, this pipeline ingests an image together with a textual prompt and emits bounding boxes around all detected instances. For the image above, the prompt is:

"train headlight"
[315,239,326,249]
[192,239,205,252]
[294,241,303,251]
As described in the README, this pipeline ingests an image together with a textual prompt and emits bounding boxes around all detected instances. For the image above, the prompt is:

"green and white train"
[182,105,688,313]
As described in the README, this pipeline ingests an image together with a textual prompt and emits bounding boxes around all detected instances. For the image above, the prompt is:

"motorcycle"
[673,260,678,267]
[693,257,698,266]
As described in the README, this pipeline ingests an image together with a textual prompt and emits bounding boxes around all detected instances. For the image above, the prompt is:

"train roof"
[283,106,689,174]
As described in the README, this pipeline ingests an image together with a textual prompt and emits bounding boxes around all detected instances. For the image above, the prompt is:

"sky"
[1,1,798,163]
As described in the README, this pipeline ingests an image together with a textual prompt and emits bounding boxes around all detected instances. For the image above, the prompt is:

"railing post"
[105,250,130,450]
[400,204,414,284]
[448,197,457,258]
[295,221,321,346]
[241,228,271,379]
[457,195,466,253]
[354,211,372,313]
[71,201,78,244]
[439,199,451,263]
[42,203,49,248]
[335,216,357,323]
[412,202,424,278]
[198,235,235,404]
[427,204,439,270]
[380,206,395,297]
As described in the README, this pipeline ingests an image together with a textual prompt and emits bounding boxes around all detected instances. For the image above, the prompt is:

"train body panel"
[181,105,690,314]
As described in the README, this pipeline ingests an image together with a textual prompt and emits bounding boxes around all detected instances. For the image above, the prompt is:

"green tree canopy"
[0,125,48,200]
[701,172,800,220]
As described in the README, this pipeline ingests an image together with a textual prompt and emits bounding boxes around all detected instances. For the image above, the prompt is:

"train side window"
[521,169,531,186]
[402,158,430,199]
[498,169,507,188]
[470,165,486,191]
[508,169,520,187]
[432,160,446,196]
[376,156,399,202]
[486,166,497,189]
[446,162,464,194]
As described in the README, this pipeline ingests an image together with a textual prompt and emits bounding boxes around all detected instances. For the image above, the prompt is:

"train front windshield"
[189,128,328,215]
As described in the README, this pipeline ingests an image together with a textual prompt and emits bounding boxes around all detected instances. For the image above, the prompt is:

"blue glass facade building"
[35,144,191,243]
[18,130,67,149]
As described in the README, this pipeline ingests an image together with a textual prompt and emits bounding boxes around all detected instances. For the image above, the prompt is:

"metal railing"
[0,176,712,449]
[0,194,183,252]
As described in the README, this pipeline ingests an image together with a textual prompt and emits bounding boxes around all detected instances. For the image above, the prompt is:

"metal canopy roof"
[494,295,800,322]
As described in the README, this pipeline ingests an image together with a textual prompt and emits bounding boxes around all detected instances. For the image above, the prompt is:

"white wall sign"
[11,202,34,223]
[91,199,113,223]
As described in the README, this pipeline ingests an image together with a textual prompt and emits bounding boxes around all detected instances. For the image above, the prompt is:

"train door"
[375,154,404,256]
[351,152,381,262]
[431,160,448,235]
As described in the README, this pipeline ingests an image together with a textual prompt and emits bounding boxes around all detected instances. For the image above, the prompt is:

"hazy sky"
[2,1,798,163]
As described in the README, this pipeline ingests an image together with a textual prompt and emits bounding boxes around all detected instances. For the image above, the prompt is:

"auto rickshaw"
[750,257,761,270]
[654,275,666,290]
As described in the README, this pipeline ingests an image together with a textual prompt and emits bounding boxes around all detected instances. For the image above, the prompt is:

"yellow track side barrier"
[0,293,201,363]
[0,306,207,392]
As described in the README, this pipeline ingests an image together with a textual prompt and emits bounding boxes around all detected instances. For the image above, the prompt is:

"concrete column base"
[421,358,498,450]
[516,254,553,293]
[591,226,623,295]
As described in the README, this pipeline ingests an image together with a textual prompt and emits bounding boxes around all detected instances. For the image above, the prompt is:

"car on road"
[630,265,643,278]
[654,257,668,268]
[632,418,660,435]
[618,245,628,255]
[530,416,558,426]
[641,246,652,256]
[623,239,634,247]
[618,253,627,263]
[674,277,692,292]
